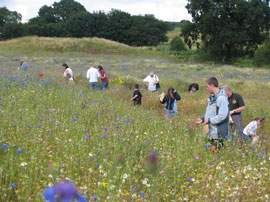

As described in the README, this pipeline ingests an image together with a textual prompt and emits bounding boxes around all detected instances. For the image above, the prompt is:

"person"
[242,116,265,144]
[194,77,229,149]
[131,84,142,106]
[222,85,245,134]
[143,72,157,92]
[62,63,74,81]
[18,60,28,70]
[188,83,199,93]
[86,64,100,90]
[154,73,160,89]
[98,65,109,90]
[159,87,181,119]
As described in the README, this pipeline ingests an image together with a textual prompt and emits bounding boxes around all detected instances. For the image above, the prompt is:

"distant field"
[1,39,270,201]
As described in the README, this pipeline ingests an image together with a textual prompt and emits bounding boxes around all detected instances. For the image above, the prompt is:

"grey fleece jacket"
[202,88,229,139]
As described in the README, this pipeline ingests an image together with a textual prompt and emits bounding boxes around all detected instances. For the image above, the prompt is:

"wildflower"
[125,120,130,123]
[40,74,44,77]
[37,125,41,128]
[132,188,136,192]
[147,150,158,164]
[104,127,109,131]
[140,192,146,197]
[96,163,100,167]
[211,147,216,154]
[93,196,98,200]
[195,155,200,160]
[20,162,28,167]
[86,130,90,134]
[85,136,89,140]
[187,178,195,182]
[102,135,106,139]
[204,145,212,148]
[59,80,63,83]
[116,115,120,119]
[123,173,128,179]
[43,181,88,202]
[11,184,16,188]
[17,149,22,153]
[73,118,77,122]
[3,144,8,149]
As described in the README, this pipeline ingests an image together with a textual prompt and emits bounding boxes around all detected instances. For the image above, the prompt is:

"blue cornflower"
[116,115,119,119]
[104,127,109,131]
[96,163,100,167]
[125,120,130,124]
[43,181,88,202]
[73,118,77,122]
[93,196,98,200]
[0,98,2,101]
[261,149,265,153]
[259,154,263,158]
[51,120,54,124]
[95,113,98,116]
[187,178,194,182]
[94,156,98,159]
[132,188,136,192]
[79,93,82,97]
[11,184,16,188]
[0,103,2,107]
[3,144,8,149]
[85,136,89,140]
[102,135,106,139]
[86,130,90,134]
[252,147,256,150]
[57,124,61,126]
[37,125,41,128]
[204,145,212,148]
[16,149,22,153]
[140,192,146,197]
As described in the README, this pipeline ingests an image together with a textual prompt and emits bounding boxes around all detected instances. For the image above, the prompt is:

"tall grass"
[0,52,270,201]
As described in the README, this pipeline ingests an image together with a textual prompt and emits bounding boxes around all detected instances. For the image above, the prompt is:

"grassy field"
[1,37,270,201]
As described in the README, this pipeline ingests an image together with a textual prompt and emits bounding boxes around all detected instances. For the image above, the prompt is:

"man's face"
[206,83,214,94]
[225,90,232,98]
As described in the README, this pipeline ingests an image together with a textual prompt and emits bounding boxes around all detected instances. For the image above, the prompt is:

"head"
[134,84,139,90]
[206,77,219,94]
[167,87,175,99]
[89,64,94,68]
[222,85,232,97]
[149,72,154,77]
[98,65,103,72]
[62,63,69,69]
[18,60,23,65]
[254,116,265,126]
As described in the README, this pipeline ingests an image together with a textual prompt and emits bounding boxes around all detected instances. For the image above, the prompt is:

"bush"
[170,36,186,51]
[254,39,270,66]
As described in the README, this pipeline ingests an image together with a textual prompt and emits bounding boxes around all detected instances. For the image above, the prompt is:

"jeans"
[89,82,98,90]
[164,109,176,119]
[230,114,243,135]
[102,82,108,90]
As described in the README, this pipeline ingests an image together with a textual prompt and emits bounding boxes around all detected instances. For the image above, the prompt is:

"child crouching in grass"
[131,84,142,106]
[242,116,265,144]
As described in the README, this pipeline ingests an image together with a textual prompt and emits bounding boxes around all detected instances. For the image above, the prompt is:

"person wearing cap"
[222,85,245,134]
[18,60,28,70]
[143,72,157,92]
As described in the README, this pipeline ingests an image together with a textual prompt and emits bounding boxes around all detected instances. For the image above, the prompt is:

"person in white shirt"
[143,72,157,92]
[62,63,74,81]
[86,64,100,90]
[243,116,265,144]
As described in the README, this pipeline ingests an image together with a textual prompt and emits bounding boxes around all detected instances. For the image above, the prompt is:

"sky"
[0,0,192,23]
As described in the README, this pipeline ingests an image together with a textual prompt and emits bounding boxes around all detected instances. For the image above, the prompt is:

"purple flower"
[86,130,90,134]
[57,123,61,126]
[187,178,194,182]
[96,163,100,167]
[195,155,200,160]
[104,127,109,131]
[93,196,98,200]
[43,182,88,202]
[73,118,77,122]
[11,184,16,188]
[102,135,106,139]
[85,136,89,140]
[204,145,212,148]
[132,188,136,192]
[116,115,120,119]
[140,192,146,197]
[16,149,22,153]
[125,120,130,123]
[37,125,41,128]
[3,144,8,149]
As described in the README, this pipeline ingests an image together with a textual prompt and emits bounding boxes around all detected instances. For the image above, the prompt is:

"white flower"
[146,183,151,187]
[89,153,93,157]
[123,173,128,179]
[48,174,53,178]
[142,180,147,185]
[20,162,28,167]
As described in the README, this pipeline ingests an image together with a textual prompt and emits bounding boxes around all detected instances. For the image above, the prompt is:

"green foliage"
[253,38,270,66]
[170,36,186,51]
[182,0,270,62]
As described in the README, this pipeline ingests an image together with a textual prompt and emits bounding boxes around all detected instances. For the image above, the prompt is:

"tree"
[0,7,21,26]
[170,36,186,51]
[182,0,270,62]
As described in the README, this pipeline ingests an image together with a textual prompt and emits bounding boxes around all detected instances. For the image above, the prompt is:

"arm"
[160,97,166,104]
[131,95,138,101]
[174,91,181,101]
[155,75,159,83]
[231,106,245,115]
[86,70,89,79]
[209,97,229,124]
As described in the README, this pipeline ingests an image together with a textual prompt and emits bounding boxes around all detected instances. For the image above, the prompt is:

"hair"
[254,116,265,124]
[222,85,232,92]
[166,87,175,101]
[98,65,103,71]
[206,77,219,87]
[134,84,139,89]
[62,63,69,69]
[18,60,23,65]
[193,83,199,89]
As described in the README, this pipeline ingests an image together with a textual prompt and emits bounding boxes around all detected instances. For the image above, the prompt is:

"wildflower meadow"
[1,49,270,201]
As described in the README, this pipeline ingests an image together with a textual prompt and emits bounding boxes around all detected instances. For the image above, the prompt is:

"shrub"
[254,39,270,66]
[170,36,186,51]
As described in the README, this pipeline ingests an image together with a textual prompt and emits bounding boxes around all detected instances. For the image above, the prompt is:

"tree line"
[0,0,169,46]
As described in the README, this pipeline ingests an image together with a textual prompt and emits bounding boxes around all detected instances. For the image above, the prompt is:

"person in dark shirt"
[131,84,142,106]
[223,85,245,134]
[188,83,199,93]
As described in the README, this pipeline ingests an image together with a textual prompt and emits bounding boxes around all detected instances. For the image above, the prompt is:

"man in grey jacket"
[195,77,229,149]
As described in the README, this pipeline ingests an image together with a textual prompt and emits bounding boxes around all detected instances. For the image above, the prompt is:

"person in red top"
[98,65,109,90]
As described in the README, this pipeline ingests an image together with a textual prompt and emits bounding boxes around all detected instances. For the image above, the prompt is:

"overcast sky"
[0,0,192,22]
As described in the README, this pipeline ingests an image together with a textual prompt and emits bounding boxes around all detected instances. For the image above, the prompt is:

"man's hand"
[230,110,235,115]
[204,119,209,125]
[194,118,203,125]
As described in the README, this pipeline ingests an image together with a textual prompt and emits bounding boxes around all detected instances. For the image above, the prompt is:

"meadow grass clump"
[0,52,270,201]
